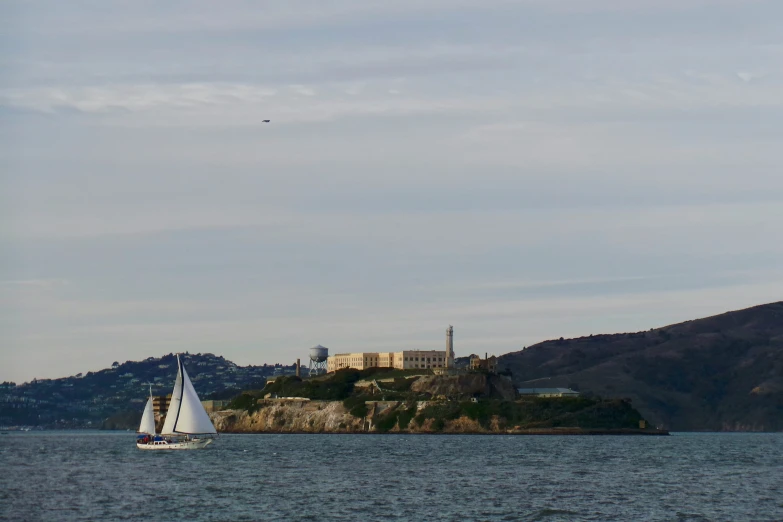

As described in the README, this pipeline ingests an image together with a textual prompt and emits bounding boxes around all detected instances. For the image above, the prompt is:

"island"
[211,368,667,435]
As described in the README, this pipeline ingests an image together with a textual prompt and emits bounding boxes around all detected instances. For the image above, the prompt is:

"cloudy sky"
[2,0,783,382]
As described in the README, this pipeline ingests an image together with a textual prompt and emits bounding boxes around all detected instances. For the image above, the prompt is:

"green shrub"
[375,411,399,433]
[228,392,265,413]
[397,403,418,430]
[349,403,368,418]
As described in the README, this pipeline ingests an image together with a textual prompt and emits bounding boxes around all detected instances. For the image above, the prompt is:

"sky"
[2,0,783,383]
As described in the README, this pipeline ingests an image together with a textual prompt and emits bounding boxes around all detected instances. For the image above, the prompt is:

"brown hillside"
[499,302,783,431]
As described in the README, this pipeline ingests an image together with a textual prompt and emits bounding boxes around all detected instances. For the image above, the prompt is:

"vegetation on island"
[235,368,431,403]
[362,397,644,433]
[224,367,650,433]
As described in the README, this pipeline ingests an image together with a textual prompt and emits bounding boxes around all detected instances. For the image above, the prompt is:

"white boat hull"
[136,438,214,450]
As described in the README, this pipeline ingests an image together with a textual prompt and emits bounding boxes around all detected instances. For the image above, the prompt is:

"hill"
[500,302,783,431]
[0,353,297,429]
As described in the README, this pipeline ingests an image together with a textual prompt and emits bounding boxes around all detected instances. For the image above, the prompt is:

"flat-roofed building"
[327,350,449,373]
[516,388,580,398]
[327,352,381,372]
[397,350,447,370]
[326,326,457,373]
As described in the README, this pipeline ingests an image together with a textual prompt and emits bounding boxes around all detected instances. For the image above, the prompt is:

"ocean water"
[1,432,781,521]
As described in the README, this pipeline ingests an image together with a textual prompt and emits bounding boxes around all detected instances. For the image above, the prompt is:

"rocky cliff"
[211,395,655,434]
[212,400,363,433]
[211,400,500,434]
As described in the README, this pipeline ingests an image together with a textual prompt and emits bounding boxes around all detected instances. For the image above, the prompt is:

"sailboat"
[136,385,156,444]
[136,354,217,450]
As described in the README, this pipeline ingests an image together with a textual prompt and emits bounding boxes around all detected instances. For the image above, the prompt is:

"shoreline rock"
[210,401,669,435]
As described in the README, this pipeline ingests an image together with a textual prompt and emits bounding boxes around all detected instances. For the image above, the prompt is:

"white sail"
[161,355,217,436]
[160,360,184,436]
[138,397,156,435]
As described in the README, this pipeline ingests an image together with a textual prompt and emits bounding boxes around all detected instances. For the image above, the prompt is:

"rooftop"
[517,388,580,395]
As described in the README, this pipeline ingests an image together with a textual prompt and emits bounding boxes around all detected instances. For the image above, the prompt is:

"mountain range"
[500,302,783,431]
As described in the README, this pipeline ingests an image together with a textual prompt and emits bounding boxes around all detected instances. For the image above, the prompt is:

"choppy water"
[1,431,781,521]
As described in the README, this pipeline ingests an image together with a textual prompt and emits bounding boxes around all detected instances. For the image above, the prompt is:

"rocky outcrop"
[211,400,363,433]
[211,400,496,434]
[209,397,662,434]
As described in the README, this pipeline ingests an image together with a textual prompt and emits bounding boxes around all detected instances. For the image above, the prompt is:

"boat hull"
[136,438,214,450]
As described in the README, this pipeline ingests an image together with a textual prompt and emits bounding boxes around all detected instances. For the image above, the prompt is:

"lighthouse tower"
[445,325,455,368]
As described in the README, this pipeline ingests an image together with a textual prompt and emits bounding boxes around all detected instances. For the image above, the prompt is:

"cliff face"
[211,400,363,433]
[210,395,650,434]
[211,400,494,434]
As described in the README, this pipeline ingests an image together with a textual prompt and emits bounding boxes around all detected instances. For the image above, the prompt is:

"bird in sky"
[262,120,271,123]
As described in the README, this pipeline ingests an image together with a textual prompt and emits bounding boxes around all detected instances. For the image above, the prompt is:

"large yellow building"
[327,350,450,373]
[326,326,457,373]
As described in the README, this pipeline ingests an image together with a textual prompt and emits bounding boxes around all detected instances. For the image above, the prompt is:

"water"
[1,432,781,521]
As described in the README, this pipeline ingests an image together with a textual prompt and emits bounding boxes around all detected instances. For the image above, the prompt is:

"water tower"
[309,345,329,376]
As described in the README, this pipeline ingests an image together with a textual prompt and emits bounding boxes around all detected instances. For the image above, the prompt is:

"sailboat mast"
[149,384,154,436]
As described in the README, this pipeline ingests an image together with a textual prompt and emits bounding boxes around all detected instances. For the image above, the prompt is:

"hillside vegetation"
[500,302,783,431]
[223,368,650,433]
[0,353,290,428]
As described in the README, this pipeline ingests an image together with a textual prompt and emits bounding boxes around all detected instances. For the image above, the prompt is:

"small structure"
[309,345,329,376]
[516,388,580,398]
[200,400,231,413]
[469,353,498,373]
[445,325,455,369]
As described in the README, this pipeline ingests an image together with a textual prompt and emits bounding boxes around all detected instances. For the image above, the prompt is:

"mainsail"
[138,396,156,435]
[160,355,217,436]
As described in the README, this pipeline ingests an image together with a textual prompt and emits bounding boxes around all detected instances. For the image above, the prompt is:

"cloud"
[290,84,316,97]
[3,0,768,38]
[0,83,278,113]
[2,0,783,382]
[2,68,781,128]
[0,279,69,287]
